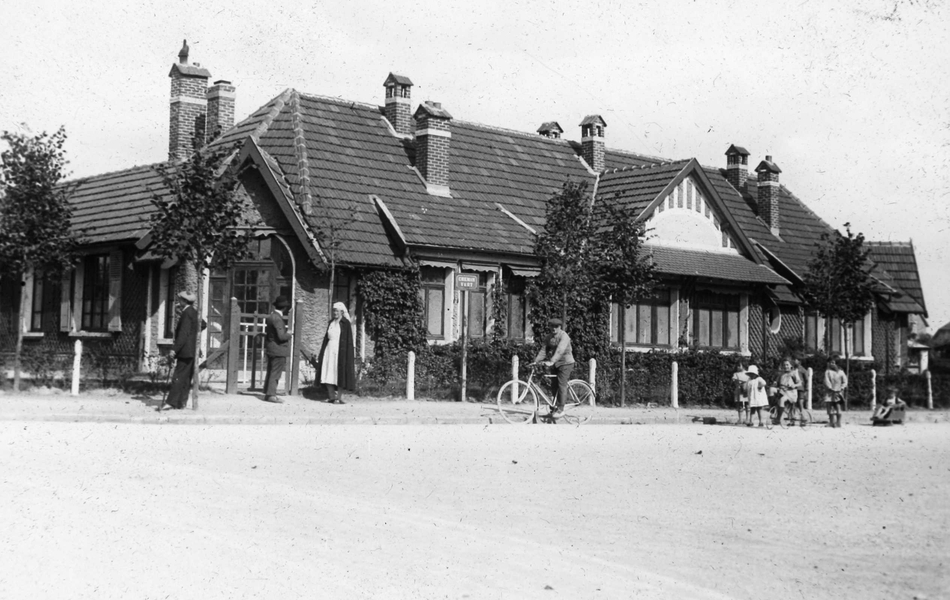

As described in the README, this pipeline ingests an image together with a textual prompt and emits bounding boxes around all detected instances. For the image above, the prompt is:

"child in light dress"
[744,365,768,427]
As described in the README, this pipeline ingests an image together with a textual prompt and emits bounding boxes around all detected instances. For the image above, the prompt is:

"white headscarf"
[332,301,350,322]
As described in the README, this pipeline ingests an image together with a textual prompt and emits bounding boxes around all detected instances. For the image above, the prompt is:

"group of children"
[731,357,905,428]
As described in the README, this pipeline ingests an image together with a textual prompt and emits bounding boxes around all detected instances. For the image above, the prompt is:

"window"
[420,267,445,339]
[333,272,351,307]
[611,289,672,347]
[829,317,867,357]
[691,292,739,349]
[805,312,819,352]
[505,274,528,341]
[163,266,178,339]
[81,254,110,331]
[30,274,45,331]
[464,272,488,339]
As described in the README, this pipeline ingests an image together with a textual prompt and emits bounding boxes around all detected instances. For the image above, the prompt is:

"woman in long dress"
[317,302,356,403]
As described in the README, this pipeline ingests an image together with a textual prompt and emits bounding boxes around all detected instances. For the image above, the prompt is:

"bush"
[20,344,70,389]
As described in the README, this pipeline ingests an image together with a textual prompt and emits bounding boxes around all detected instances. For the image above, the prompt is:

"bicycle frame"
[523,364,560,409]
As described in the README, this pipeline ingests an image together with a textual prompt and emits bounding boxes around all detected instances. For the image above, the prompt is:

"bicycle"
[766,398,813,429]
[496,362,596,425]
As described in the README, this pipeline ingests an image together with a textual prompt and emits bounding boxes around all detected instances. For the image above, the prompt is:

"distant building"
[0,42,931,389]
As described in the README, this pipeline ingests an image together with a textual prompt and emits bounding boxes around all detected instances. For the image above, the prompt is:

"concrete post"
[588,358,597,396]
[806,367,813,411]
[71,339,82,396]
[512,355,519,402]
[927,371,933,410]
[406,351,416,401]
[671,361,679,409]
[870,369,877,411]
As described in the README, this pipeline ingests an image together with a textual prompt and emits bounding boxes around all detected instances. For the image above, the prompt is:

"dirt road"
[1,422,947,599]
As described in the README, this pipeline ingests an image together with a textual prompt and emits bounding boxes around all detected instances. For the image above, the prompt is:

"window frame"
[420,267,447,340]
[690,291,740,351]
[81,253,111,332]
[611,288,673,348]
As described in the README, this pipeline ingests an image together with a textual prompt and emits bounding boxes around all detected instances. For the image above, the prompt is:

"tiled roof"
[647,246,788,285]
[867,241,927,316]
[733,176,836,277]
[596,160,691,217]
[64,163,169,245]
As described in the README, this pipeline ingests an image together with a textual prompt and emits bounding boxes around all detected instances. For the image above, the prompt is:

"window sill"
[157,338,174,345]
[22,332,45,339]
[68,331,114,339]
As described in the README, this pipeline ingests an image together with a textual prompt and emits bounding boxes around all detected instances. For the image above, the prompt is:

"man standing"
[534,318,575,415]
[164,291,198,410]
[263,295,292,403]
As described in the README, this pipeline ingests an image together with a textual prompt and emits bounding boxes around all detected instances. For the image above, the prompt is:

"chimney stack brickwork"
[580,115,606,172]
[383,73,414,136]
[725,144,750,190]
[168,40,211,161]
[414,101,453,190]
[755,155,782,233]
[206,80,236,141]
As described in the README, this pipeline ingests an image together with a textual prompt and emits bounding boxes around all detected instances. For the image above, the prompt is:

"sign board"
[455,273,479,290]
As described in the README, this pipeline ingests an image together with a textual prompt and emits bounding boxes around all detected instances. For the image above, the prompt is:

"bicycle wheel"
[766,406,781,430]
[561,380,595,425]
[798,409,813,428]
[497,380,537,424]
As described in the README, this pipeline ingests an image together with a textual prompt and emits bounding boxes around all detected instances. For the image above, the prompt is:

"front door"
[206,236,294,390]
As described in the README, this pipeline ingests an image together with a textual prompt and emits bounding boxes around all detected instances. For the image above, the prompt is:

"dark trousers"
[167,358,194,409]
[550,362,574,409]
[264,355,286,397]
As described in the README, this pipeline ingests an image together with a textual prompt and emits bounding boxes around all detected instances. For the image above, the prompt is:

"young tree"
[803,223,876,409]
[150,137,249,408]
[311,194,360,315]
[594,197,657,405]
[0,127,80,391]
[528,180,609,362]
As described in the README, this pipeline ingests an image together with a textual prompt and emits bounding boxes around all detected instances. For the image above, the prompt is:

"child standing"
[744,365,768,427]
[775,358,803,425]
[732,363,750,426]
[823,358,848,428]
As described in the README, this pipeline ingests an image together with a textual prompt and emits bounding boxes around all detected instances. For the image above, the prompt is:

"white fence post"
[927,371,933,410]
[870,369,877,411]
[671,360,679,409]
[512,355,519,402]
[71,339,82,396]
[589,358,597,406]
[806,367,813,411]
[406,351,415,401]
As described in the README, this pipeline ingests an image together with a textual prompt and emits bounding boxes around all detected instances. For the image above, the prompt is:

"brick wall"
[169,75,208,161]
[206,81,235,140]
[757,172,780,231]
[582,139,605,172]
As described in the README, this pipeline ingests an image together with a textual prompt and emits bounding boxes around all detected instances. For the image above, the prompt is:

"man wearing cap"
[534,318,575,415]
[165,291,199,410]
[263,295,293,403]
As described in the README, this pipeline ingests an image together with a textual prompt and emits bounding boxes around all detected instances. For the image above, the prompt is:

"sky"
[2,0,948,330]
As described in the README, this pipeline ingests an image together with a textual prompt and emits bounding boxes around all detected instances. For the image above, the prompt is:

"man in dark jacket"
[165,291,198,410]
[263,295,292,403]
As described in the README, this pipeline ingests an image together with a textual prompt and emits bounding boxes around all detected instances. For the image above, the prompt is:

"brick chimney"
[168,39,211,161]
[413,101,453,195]
[724,144,750,190]
[537,122,563,139]
[579,115,606,172]
[383,73,414,136]
[206,80,236,141]
[755,155,782,234]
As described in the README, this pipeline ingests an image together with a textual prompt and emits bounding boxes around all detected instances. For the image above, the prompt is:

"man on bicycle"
[534,318,574,415]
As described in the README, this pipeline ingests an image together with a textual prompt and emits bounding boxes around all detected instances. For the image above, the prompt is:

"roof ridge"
[62,161,167,185]
[867,240,912,247]
[453,118,577,145]
[289,90,313,213]
[296,91,380,111]
[602,158,690,175]
[248,88,293,143]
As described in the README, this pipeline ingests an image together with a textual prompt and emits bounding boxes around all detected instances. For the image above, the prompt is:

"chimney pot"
[754,155,782,234]
[383,72,414,136]
[169,41,210,161]
[413,100,453,194]
[724,144,750,189]
[579,115,606,172]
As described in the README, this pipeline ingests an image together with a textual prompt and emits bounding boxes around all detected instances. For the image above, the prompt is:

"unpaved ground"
[1,422,947,599]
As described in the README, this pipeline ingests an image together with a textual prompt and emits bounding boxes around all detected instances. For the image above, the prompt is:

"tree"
[803,223,876,409]
[0,127,80,391]
[311,194,360,315]
[528,180,610,362]
[594,196,657,405]
[150,137,249,408]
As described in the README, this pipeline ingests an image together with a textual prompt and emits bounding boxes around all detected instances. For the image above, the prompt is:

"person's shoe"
[160,403,175,411]
[264,395,284,404]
